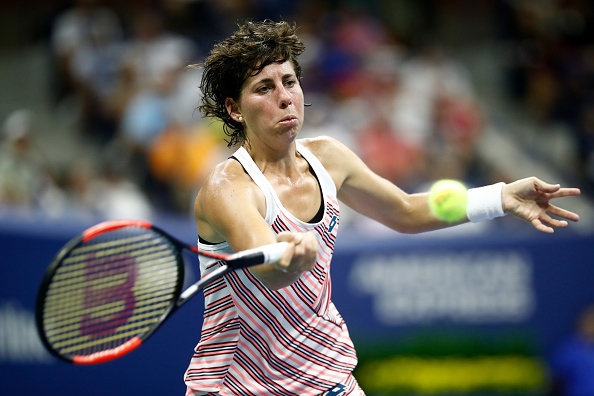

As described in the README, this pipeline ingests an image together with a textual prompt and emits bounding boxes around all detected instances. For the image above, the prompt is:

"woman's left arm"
[307,137,580,234]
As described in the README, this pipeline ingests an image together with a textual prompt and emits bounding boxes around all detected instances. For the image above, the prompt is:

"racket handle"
[177,242,289,307]
[232,241,288,264]
[259,241,289,263]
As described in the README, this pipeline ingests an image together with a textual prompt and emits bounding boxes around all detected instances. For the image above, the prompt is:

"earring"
[238,116,243,122]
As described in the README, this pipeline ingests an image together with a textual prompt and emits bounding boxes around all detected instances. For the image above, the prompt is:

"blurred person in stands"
[50,0,124,143]
[115,8,199,212]
[0,110,57,213]
[549,304,594,396]
[354,48,425,190]
[90,162,154,221]
[49,158,153,221]
[146,118,229,213]
[391,38,483,187]
[117,7,197,114]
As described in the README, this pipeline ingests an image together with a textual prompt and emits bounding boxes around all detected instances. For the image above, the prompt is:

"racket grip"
[227,242,289,270]
[260,241,289,263]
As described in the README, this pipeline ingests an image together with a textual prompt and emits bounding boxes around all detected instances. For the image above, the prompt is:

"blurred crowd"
[496,0,594,195]
[0,0,592,223]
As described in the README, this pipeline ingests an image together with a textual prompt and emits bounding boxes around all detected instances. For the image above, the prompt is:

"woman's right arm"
[194,160,317,290]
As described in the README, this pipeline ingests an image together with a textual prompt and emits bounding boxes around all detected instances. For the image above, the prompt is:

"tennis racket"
[35,219,287,365]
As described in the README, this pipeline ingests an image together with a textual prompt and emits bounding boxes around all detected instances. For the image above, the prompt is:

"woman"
[184,20,580,396]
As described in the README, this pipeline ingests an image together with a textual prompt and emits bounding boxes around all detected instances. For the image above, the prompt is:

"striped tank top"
[184,142,358,396]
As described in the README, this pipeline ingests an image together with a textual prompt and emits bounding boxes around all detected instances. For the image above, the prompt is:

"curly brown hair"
[197,20,306,147]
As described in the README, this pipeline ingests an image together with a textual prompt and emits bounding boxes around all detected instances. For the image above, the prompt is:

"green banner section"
[356,355,546,394]
[353,331,548,395]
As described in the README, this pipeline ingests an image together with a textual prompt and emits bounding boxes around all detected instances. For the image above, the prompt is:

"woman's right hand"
[274,231,318,274]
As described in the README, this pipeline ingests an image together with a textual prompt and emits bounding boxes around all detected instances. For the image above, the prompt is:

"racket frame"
[35,220,186,364]
[35,219,287,365]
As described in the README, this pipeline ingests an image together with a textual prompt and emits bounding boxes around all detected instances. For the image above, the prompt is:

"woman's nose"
[278,87,292,109]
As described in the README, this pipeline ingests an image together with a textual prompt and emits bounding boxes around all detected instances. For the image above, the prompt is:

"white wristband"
[466,182,506,223]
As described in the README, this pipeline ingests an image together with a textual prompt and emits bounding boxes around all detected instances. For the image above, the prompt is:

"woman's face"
[228,60,304,147]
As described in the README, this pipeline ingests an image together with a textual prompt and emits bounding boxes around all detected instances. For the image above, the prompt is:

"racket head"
[35,220,185,364]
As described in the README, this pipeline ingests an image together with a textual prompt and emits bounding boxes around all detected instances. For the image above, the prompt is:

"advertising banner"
[1,218,593,395]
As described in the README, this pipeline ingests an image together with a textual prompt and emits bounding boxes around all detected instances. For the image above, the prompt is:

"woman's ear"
[225,98,243,123]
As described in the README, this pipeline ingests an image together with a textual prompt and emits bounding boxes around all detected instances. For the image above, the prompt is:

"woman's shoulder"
[298,136,359,190]
[298,135,351,158]
[195,155,264,219]
[298,135,358,166]
[199,156,256,198]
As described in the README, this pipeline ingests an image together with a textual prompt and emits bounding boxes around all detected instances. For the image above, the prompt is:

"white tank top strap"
[232,143,337,225]
[232,146,276,223]
[296,141,337,197]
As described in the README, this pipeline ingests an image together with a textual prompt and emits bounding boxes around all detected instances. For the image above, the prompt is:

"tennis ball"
[428,179,468,222]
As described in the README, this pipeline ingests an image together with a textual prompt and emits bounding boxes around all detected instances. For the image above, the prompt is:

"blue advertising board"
[331,229,594,394]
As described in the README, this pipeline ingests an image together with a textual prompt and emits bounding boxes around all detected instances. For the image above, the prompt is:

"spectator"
[109,8,200,212]
[50,0,124,143]
[549,304,594,396]
[0,110,56,212]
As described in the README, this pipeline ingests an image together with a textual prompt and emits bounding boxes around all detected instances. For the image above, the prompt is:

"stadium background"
[1,0,593,395]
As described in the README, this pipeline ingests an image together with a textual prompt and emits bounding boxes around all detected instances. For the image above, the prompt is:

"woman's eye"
[257,86,269,93]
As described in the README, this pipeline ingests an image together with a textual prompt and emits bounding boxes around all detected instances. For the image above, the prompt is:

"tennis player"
[184,20,580,396]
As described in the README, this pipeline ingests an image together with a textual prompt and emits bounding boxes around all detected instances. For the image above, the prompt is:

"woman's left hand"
[502,177,581,233]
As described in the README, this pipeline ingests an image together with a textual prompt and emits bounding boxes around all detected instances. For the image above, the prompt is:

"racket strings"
[41,227,181,359]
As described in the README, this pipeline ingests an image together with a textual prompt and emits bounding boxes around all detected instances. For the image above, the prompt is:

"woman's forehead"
[247,61,296,82]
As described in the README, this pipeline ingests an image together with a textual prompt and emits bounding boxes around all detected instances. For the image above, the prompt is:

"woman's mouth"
[278,115,298,126]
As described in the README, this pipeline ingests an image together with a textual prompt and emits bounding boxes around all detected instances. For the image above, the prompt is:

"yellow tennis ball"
[428,179,468,222]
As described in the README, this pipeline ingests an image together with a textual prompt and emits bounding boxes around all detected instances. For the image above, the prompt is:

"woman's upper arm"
[310,137,445,233]
[195,160,314,290]
[195,162,277,251]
